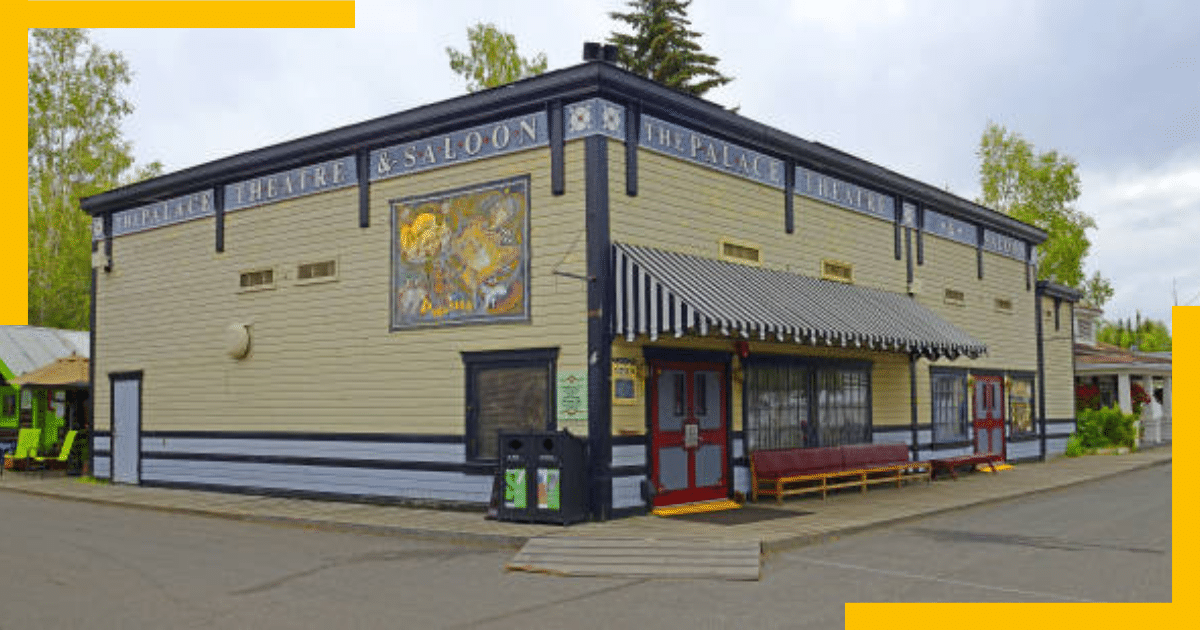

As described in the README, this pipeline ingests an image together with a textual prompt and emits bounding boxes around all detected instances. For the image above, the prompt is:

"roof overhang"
[613,243,987,361]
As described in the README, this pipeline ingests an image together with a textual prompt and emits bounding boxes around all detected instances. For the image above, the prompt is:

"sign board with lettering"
[639,114,785,189]
[99,190,216,240]
[793,165,895,222]
[556,370,588,427]
[371,112,548,182]
[224,156,357,213]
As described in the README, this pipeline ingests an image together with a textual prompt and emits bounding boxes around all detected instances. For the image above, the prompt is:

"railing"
[1139,409,1171,445]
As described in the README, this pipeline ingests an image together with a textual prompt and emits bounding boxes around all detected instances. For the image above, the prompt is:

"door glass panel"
[696,371,721,430]
[658,370,685,431]
[658,447,688,491]
[990,426,1003,455]
[695,444,722,487]
[976,427,988,454]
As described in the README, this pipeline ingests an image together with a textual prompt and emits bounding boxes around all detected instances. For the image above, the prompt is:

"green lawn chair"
[33,429,77,471]
[3,428,41,471]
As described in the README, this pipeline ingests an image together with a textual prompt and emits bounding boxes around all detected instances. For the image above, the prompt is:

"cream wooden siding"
[94,143,589,435]
[609,144,907,294]
[611,337,911,436]
[1040,296,1076,420]
[915,236,1037,371]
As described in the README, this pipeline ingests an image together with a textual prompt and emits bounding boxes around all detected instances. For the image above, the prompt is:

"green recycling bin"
[495,430,587,524]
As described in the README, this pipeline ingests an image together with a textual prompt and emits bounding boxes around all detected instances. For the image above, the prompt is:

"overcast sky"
[88,0,1200,331]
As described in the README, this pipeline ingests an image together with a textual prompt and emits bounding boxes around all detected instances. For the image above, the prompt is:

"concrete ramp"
[506,536,761,581]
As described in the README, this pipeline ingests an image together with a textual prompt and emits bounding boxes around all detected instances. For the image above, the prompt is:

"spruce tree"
[607,0,732,97]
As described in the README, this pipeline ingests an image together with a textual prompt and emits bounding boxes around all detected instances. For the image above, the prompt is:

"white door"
[112,375,141,484]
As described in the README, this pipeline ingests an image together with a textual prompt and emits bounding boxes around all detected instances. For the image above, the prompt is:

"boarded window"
[239,268,274,289]
[464,349,557,461]
[298,260,336,281]
[721,240,761,264]
[821,260,854,283]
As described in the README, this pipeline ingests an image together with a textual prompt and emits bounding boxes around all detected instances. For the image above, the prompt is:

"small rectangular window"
[239,268,275,291]
[2,394,15,417]
[944,289,965,306]
[821,259,854,283]
[297,259,338,284]
[995,297,1013,312]
[720,240,761,265]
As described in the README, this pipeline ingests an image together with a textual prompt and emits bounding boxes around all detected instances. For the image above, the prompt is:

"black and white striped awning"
[613,243,987,360]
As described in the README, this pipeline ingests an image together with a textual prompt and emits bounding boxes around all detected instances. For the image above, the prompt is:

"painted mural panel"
[390,176,530,329]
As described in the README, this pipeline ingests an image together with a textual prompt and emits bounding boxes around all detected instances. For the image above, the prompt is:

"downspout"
[1035,287,1047,461]
[910,353,920,461]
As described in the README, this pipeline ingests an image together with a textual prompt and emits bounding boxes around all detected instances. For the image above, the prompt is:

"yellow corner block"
[652,499,742,517]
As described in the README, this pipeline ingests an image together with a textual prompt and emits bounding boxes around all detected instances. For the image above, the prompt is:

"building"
[80,48,1079,519]
[0,325,90,458]
[1073,307,1172,443]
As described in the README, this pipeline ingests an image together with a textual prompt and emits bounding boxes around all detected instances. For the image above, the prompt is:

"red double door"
[649,360,728,507]
[973,375,1006,460]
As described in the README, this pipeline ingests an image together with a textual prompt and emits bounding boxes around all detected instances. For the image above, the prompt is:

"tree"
[977,122,1102,290]
[607,0,732,97]
[1081,270,1114,309]
[1097,314,1171,351]
[28,28,162,330]
[446,23,547,93]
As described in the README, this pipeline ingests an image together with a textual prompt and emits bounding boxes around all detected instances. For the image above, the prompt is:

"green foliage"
[28,28,162,330]
[1064,434,1084,457]
[1074,406,1138,450]
[446,23,547,93]
[607,0,732,97]
[977,122,1101,291]
[1082,270,1114,309]
[1096,314,1171,351]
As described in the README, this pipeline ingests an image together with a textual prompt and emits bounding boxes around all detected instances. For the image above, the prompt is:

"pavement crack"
[440,578,649,630]
[229,547,478,596]
[796,556,1095,602]
[906,528,1166,555]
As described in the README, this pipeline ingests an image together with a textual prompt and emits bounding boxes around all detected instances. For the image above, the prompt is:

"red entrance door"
[973,375,1006,459]
[650,361,728,507]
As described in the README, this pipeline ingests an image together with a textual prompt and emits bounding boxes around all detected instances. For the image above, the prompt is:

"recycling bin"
[495,430,588,524]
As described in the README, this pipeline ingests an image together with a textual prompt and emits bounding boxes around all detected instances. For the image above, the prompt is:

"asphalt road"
[0,462,1170,629]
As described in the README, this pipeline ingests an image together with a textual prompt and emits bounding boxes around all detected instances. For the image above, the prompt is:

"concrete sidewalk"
[0,446,1171,553]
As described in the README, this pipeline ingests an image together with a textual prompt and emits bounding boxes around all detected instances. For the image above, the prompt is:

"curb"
[761,454,1172,554]
[2,452,1170,554]
[0,484,531,550]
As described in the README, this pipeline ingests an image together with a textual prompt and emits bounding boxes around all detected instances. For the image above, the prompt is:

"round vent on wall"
[225,323,251,359]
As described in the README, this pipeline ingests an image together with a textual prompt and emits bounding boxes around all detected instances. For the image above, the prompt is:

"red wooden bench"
[751,444,930,502]
[928,453,1002,480]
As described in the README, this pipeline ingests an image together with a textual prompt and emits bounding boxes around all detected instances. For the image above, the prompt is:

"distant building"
[0,325,90,456]
[1072,308,1171,443]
